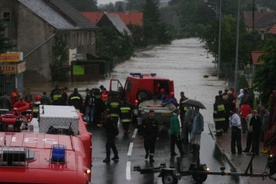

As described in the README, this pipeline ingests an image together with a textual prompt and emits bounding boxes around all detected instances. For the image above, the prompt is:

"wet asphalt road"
[27,38,247,183]
[88,38,247,184]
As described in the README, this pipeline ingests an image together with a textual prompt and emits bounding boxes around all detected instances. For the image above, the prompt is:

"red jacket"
[239,104,251,119]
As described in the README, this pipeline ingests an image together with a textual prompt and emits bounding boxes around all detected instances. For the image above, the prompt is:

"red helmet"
[35,95,42,102]
[160,88,165,93]
[170,92,174,97]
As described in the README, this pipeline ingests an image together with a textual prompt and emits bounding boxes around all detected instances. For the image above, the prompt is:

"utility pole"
[217,0,222,78]
[234,0,241,92]
[252,0,255,31]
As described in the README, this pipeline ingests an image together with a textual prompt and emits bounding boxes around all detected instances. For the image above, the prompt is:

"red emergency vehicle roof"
[0,132,89,183]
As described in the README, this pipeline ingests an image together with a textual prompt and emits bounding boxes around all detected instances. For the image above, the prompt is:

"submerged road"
[89,38,247,184]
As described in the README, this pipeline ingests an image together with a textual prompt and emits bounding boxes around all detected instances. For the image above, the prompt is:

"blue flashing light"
[51,146,66,163]
[151,73,156,77]
[130,73,141,76]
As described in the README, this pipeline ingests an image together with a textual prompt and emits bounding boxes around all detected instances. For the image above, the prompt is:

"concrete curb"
[207,123,238,172]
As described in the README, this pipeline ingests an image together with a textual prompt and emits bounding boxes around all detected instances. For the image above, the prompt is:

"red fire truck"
[0,105,92,184]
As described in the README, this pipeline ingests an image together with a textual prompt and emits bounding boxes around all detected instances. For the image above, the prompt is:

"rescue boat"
[0,105,92,184]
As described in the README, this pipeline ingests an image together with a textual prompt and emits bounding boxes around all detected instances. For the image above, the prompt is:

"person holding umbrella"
[190,107,204,154]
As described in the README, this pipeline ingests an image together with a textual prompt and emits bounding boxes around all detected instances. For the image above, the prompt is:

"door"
[109,79,124,98]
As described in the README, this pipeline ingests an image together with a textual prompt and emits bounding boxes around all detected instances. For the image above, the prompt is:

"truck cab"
[109,73,174,117]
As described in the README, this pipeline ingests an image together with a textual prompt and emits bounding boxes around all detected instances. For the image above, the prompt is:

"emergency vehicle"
[0,105,92,184]
[109,73,175,117]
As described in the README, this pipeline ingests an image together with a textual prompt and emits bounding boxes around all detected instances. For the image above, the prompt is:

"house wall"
[1,0,96,82]
[17,3,55,82]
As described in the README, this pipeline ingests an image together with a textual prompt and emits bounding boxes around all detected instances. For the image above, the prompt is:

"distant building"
[82,11,143,27]
[243,11,276,33]
[0,0,96,83]
[96,13,132,36]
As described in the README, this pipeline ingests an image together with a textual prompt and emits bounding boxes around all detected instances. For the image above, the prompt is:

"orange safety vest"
[101,92,108,102]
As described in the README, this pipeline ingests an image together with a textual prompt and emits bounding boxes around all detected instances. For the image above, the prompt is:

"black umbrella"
[181,98,206,109]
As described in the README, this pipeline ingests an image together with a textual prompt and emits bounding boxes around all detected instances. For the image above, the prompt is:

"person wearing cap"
[141,109,159,163]
[99,111,119,163]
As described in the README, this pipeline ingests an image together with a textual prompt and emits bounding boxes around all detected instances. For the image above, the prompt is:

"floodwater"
[27,38,227,124]
[28,38,246,184]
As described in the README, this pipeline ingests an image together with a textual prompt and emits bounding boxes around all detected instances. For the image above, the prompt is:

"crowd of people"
[213,87,271,155]
[1,85,273,164]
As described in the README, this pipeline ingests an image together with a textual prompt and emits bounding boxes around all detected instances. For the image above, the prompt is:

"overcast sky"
[97,0,120,5]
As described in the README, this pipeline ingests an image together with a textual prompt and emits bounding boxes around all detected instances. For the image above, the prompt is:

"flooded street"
[29,38,244,184]
[107,38,227,123]
[28,38,228,125]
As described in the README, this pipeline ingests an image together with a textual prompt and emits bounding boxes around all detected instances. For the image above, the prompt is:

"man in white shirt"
[229,108,242,154]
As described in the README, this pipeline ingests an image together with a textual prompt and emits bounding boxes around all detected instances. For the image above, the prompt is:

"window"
[3,12,11,22]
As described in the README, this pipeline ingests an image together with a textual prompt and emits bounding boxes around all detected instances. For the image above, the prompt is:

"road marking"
[132,128,138,138]
[127,142,134,156]
[126,161,131,180]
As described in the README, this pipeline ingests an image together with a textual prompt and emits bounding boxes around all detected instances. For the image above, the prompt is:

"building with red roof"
[268,24,276,35]
[82,11,143,26]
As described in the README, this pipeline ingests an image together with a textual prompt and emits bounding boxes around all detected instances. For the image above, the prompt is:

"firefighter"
[98,111,119,163]
[33,95,42,118]
[50,85,62,105]
[107,93,121,124]
[213,95,226,136]
[120,97,132,134]
[68,88,83,111]
[141,109,159,163]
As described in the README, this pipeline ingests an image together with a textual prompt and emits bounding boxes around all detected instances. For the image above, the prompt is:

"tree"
[96,26,134,61]
[51,35,69,82]
[253,39,276,106]
[64,0,97,11]
[0,20,14,53]
[142,0,172,45]
[126,0,146,11]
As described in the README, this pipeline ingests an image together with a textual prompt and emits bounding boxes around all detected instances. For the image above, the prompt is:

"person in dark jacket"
[50,85,62,105]
[0,91,11,110]
[94,88,105,124]
[59,87,68,105]
[107,94,121,124]
[120,97,132,134]
[99,111,119,163]
[179,91,188,125]
[142,109,159,163]
[213,96,226,136]
[68,88,83,111]
[84,89,96,125]
[249,110,262,155]
[41,92,51,105]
